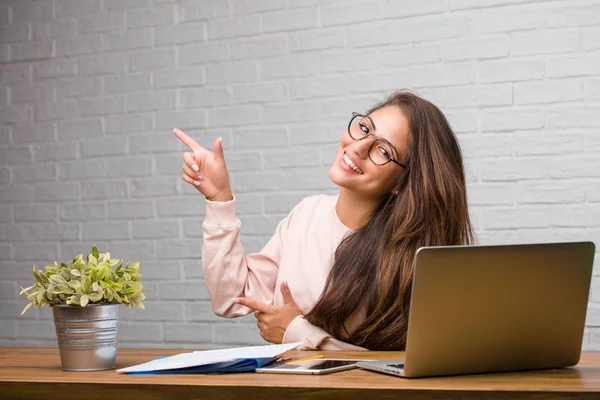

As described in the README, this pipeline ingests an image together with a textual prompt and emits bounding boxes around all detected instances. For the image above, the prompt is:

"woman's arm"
[202,197,292,318]
[283,316,368,351]
[175,128,288,319]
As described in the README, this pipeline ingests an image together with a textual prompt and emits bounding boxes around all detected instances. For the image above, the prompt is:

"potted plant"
[19,245,145,371]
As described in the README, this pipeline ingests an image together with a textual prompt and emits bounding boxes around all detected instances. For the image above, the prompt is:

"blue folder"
[129,356,278,375]
[117,342,301,375]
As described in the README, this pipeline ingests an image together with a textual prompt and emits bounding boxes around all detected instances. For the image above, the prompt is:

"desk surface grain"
[2,347,600,400]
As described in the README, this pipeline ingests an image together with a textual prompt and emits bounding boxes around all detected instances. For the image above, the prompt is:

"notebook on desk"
[358,241,596,378]
[116,342,300,374]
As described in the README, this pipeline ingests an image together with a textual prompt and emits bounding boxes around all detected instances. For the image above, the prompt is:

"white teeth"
[343,154,363,174]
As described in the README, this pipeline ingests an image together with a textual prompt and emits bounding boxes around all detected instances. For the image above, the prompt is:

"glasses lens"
[348,114,370,140]
[369,139,394,165]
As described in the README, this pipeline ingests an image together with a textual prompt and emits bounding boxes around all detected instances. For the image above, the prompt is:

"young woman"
[175,90,474,351]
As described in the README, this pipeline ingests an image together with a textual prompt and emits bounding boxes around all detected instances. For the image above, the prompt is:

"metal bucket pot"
[52,304,119,371]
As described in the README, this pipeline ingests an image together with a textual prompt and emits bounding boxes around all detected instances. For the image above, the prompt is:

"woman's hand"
[235,281,302,344]
[174,128,233,202]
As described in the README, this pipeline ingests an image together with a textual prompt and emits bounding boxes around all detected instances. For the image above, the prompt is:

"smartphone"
[255,358,362,375]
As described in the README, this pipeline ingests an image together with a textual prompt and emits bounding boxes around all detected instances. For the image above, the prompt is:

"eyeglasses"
[347,112,406,168]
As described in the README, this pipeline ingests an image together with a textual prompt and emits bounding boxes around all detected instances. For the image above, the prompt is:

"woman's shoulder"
[293,193,337,213]
[283,194,337,227]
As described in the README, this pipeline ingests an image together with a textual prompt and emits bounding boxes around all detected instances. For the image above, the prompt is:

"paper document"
[116,342,301,374]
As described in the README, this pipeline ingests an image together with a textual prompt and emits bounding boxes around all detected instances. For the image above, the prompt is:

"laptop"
[357,241,596,378]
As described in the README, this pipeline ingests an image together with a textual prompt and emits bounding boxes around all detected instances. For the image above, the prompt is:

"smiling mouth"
[342,153,364,174]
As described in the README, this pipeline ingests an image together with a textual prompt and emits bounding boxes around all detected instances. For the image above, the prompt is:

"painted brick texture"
[1,0,599,350]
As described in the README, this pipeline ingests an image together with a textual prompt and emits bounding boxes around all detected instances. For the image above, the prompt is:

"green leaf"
[92,282,98,291]
[130,299,145,309]
[19,285,34,295]
[128,282,142,290]
[82,276,91,293]
[97,265,112,281]
[57,284,74,294]
[32,267,40,282]
[71,269,81,277]
[80,294,89,307]
[73,259,85,270]
[67,295,80,305]
[21,303,33,315]
[88,293,102,302]
[111,289,122,302]
[122,288,137,297]
[44,264,56,273]
[36,289,44,303]
[33,269,46,285]
[68,280,81,289]
[74,284,84,296]
[92,245,99,260]
[99,266,112,280]
[132,292,145,301]
[88,254,97,268]
[49,274,66,284]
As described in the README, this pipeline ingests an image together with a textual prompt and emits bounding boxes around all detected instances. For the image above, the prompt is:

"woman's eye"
[378,147,389,157]
[359,124,369,134]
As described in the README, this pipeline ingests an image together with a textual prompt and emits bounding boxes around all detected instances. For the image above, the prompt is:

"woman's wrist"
[206,190,234,203]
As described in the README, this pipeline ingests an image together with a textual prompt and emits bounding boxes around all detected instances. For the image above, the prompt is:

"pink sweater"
[202,194,367,350]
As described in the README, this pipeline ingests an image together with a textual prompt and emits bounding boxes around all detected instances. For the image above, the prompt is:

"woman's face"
[330,106,410,200]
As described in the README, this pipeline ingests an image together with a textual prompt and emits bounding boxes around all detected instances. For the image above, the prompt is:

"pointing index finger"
[174,128,201,151]
[234,297,272,313]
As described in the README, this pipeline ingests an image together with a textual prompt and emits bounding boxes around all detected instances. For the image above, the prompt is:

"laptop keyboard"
[387,363,405,369]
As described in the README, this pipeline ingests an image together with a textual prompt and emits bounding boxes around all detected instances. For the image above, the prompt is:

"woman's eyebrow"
[366,115,377,131]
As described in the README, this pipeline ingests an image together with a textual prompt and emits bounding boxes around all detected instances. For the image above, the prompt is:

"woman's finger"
[182,163,203,183]
[257,320,266,331]
[181,173,201,187]
[261,314,272,325]
[234,297,272,313]
[182,152,200,172]
[212,136,226,164]
[174,128,203,152]
[259,330,267,341]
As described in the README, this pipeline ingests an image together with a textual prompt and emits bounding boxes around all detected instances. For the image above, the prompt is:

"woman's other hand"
[174,128,233,202]
[235,281,302,344]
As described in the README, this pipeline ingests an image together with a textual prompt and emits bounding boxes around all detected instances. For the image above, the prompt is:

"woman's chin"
[329,166,355,189]
[329,166,344,187]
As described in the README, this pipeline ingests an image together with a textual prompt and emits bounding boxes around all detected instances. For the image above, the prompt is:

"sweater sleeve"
[282,316,368,351]
[202,197,292,318]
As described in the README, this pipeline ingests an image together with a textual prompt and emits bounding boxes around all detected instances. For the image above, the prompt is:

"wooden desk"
[2,348,600,400]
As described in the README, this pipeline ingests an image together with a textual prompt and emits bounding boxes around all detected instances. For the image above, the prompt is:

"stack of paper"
[116,342,301,374]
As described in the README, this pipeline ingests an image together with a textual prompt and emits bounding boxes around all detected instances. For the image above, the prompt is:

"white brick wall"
[1,0,599,350]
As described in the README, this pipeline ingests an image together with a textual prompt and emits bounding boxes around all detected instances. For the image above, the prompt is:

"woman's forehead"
[367,106,409,150]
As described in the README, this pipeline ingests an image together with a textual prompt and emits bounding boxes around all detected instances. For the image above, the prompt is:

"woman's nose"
[349,136,372,160]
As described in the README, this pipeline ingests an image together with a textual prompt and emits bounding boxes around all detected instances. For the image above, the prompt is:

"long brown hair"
[305,90,475,350]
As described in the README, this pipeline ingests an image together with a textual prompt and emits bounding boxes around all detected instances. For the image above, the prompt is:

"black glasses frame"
[347,112,406,169]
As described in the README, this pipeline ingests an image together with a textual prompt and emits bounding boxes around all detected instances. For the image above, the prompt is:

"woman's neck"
[335,188,380,230]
